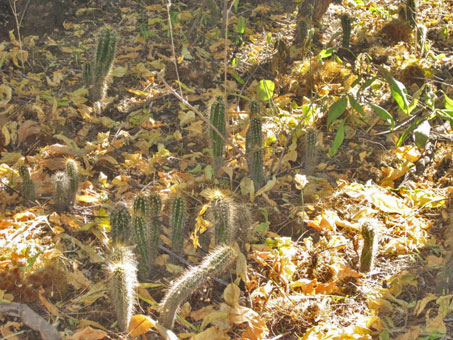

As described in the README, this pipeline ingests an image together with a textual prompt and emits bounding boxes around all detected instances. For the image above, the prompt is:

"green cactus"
[108,246,138,332]
[210,96,226,172]
[235,203,253,246]
[85,27,117,102]
[406,0,416,28]
[110,203,131,244]
[341,14,352,49]
[149,193,162,262]
[246,102,265,190]
[19,165,35,201]
[304,128,318,175]
[133,195,150,219]
[211,197,236,245]
[360,223,377,273]
[132,215,150,277]
[53,171,70,212]
[159,244,237,329]
[65,159,79,206]
[170,196,186,257]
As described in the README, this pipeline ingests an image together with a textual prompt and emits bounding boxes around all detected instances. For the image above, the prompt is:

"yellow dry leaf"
[395,327,420,340]
[394,145,421,162]
[38,288,59,316]
[191,326,230,340]
[128,314,156,337]
[223,283,240,306]
[0,321,21,340]
[66,326,107,340]
[426,312,446,334]
[414,293,437,317]
[200,312,230,331]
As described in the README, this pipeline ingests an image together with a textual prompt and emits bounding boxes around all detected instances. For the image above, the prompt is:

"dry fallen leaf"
[128,314,156,337]
[66,326,107,340]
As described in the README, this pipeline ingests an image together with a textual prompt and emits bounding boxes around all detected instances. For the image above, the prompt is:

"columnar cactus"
[340,14,352,49]
[246,101,265,190]
[304,128,318,175]
[406,0,416,28]
[360,223,377,273]
[108,246,138,332]
[110,203,131,244]
[19,165,35,201]
[170,196,186,256]
[159,244,237,329]
[65,159,79,206]
[149,193,162,262]
[53,171,70,212]
[132,215,150,277]
[210,96,226,172]
[211,197,236,245]
[133,195,150,219]
[84,27,117,102]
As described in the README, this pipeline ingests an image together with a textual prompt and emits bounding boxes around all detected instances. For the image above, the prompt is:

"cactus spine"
[65,159,79,206]
[210,96,226,172]
[159,244,237,329]
[53,171,70,212]
[149,194,162,262]
[110,203,131,244]
[211,197,236,245]
[132,215,150,277]
[84,27,117,102]
[170,196,186,257]
[19,165,35,201]
[108,246,138,332]
[304,128,318,175]
[340,14,352,49]
[360,223,377,273]
[133,195,150,219]
[246,101,265,190]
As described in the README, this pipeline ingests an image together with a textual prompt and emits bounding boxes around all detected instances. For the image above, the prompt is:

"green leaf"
[237,16,246,35]
[359,77,376,94]
[327,95,348,127]
[257,80,275,101]
[318,47,335,59]
[347,94,364,114]
[414,120,430,149]
[382,70,409,114]
[231,69,245,84]
[328,118,346,157]
[396,120,417,147]
[369,103,395,129]
[445,93,453,111]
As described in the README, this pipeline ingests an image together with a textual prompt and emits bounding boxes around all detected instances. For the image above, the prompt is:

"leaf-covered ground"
[0,0,452,339]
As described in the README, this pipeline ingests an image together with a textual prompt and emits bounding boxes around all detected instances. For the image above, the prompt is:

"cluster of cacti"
[210,96,226,172]
[340,14,352,49]
[53,160,79,212]
[246,101,265,190]
[360,223,377,273]
[170,196,186,259]
[19,165,35,201]
[304,128,318,175]
[110,203,131,245]
[83,27,117,102]
[159,244,237,329]
[108,246,138,332]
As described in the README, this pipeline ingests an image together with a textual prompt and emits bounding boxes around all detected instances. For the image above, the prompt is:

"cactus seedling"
[19,165,35,201]
[53,171,70,212]
[108,246,138,332]
[210,96,226,172]
[159,244,237,329]
[133,195,151,219]
[110,203,131,245]
[84,27,117,102]
[132,215,150,277]
[170,196,186,257]
[360,223,377,273]
[211,197,236,245]
[246,102,265,190]
[65,159,79,206]
[149,193,162,262]
[341,14,352,49]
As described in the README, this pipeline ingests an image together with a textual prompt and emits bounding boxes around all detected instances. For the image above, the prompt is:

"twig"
[0,303,62,340]
[165,0,183,96]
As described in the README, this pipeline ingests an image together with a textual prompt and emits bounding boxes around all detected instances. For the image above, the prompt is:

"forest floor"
[0,0,452,339]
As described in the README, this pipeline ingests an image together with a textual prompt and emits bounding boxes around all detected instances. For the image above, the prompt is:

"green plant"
[170,196,186,256]
[360,223,377,273]
[159,244,237,329]
[53,171,70,212]
[340,14,352,49]
[210,96,226,172]
[133,195,150,219]
[246,101,265,189]
[65,159,79,206]
[132,215,150,277]
[304,128,318,175]
[19,165,35,201]
[149,193,162,262]
[83,27,117,102]
[108,246,138,332]
[211,196,236,245]
[110,203,131,245]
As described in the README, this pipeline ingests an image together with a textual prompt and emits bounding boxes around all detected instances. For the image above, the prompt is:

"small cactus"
[406,0,417,28]
[304,128,318,175]
[108,246,138,332]
[133,195,150,219]
[210,96,226,172]
[211,197,236,245]
[110,203,131,244]
[360,223,377,273]
[340,14,352,49]
[159,244,237,329]
[84,27,117,102]
[53,171,70,212]
[149,193,162,262]
[170,196,186,257]
[235,204,253,246]
[246,102,265,190]
[19,165,35,201]
[65,159,79,206]
[132,215,150,277]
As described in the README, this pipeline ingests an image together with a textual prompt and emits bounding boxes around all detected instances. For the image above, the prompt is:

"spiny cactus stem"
[170,196,186,256]
[19,165,35,201]
[110,203,131,245]
[360,223,377,273]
